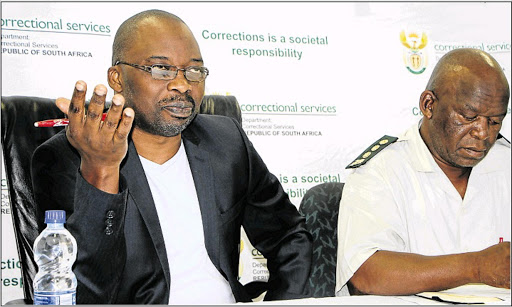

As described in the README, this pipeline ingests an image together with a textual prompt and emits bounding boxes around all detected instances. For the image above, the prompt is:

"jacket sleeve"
[235,124,313,301]
[31,131,129,303]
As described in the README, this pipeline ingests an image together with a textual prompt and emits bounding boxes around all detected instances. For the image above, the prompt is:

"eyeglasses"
[115,61,209,82]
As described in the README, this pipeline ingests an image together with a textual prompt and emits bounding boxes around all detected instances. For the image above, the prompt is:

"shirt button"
[106,210,115,218]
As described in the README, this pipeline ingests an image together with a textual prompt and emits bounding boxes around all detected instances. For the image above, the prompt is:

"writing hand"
[477,242,510,289]
[66,81,134,194]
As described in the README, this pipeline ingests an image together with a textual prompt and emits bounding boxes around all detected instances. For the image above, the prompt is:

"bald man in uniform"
[336,48,510,296]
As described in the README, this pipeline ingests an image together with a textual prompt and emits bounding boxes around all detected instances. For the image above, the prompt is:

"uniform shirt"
[335,122,511,296]
[140,142,236,304]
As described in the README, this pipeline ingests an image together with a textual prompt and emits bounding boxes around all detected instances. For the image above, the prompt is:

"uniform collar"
[397,120,438,172]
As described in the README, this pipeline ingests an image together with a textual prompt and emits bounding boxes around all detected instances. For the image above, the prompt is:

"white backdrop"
[1,2,510,303]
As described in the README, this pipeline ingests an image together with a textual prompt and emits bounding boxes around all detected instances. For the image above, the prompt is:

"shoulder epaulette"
[346,135,398,169]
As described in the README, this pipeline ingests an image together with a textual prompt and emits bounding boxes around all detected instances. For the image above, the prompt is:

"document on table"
[417,284,511,304]
[245,295,448,305]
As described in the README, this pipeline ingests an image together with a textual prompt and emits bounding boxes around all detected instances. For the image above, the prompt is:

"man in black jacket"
[32,9,312,304]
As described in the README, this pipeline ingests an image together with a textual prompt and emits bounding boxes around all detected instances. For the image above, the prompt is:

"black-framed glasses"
[115,61,209,82]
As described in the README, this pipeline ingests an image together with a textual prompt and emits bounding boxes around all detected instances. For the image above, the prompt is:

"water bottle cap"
[44,210,66,224]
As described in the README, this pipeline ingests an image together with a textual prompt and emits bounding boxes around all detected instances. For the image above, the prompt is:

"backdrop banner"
[2,2,510,303]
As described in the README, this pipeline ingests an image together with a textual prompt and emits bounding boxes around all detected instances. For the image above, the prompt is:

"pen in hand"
[34,113,107,127]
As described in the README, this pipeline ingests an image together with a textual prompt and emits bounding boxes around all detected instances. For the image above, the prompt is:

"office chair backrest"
[1,94,242,302]
[200,95,242,124]
[1,96,66,302]
[299,182,344,298]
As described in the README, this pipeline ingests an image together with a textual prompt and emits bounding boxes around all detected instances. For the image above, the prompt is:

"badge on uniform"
[346,135,398,169]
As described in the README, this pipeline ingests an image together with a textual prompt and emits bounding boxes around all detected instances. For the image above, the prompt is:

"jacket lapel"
[182,127,222,274]
[121,141,171,290]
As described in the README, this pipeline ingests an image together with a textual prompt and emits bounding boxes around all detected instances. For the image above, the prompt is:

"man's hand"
[56,97,71,115]
[348,242,511,296]
[65,81,134,194]
[477,242,510,289]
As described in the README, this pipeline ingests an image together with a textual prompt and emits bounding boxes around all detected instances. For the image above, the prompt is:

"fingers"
[103,94,125,130]
[100,93,134,140]
[68,81,87,125]
[56,97,71,115]
[66,81,135,147]
[66,81,87,142]
[84,85,108,129]
[115,107,135,141]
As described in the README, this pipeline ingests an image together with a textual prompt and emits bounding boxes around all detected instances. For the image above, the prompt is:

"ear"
[419,90,436,119]
[108,66,123,93]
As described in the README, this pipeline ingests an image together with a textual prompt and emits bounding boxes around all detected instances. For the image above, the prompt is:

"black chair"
[1,94,244,304]
[298,182,344,298]
[200,95,242,125]
[1,96,65,304]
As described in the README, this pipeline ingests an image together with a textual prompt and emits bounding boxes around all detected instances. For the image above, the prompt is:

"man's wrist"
[465,251,481,284]
[79,162,121,194]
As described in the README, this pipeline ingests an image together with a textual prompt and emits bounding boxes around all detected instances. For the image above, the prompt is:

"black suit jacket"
[32,114,312,303]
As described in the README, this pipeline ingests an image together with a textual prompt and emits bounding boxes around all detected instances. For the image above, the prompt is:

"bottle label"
[34,290,76,305]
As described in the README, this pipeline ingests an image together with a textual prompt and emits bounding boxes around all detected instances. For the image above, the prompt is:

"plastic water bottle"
[33,210,77,305]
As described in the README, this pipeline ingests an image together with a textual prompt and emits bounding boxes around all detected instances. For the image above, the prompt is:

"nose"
[469,117,490,141]
[167,69,191,93]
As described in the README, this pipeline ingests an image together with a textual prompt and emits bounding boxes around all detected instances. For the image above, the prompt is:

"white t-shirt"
[335,122,511,296]
[140,142,236,304]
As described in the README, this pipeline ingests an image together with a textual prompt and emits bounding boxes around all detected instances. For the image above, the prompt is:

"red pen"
[34,113,107,127]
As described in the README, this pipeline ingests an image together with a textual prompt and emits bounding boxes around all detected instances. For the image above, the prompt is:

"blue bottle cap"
[45,210,66,224]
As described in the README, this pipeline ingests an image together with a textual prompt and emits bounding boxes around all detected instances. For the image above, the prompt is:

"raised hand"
[65,81,134,194]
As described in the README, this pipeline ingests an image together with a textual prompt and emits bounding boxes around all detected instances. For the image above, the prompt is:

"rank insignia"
[346,135,398,169]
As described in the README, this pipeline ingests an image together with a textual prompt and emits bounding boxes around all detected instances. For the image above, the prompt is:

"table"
[242,284,511,305]
[246,295,448,305]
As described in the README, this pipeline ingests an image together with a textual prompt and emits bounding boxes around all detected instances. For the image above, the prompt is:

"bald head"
[112,10,187,65]
[426,48,510,101]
